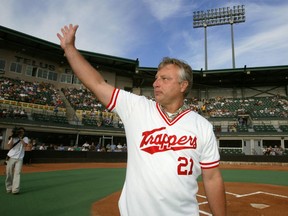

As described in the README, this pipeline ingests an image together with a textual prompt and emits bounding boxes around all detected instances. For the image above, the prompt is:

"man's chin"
[154,96,162,103]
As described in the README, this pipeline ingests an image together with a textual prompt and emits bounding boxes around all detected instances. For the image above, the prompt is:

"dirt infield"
[1,162,287,216]
[91,163,288,216]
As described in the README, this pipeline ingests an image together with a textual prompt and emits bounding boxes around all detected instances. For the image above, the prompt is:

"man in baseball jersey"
[57,24,226,216]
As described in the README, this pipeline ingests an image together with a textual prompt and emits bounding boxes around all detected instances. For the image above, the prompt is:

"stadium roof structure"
[0,25,138,76]
[138,65,288,89]
[1,25,287,90]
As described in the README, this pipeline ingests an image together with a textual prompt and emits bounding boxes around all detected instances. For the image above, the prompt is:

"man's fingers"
[57,24,79,47]
[56,33,61,40]
[72,24,79,33]
[60,25,79,36]
[61,27,67,35]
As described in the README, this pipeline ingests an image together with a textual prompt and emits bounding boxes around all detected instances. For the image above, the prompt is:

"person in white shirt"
[57,24,226,216]
[82,141,90,151]
[5,127,29,194]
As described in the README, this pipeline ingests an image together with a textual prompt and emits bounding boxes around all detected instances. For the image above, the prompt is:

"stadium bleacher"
[1,77,287,135]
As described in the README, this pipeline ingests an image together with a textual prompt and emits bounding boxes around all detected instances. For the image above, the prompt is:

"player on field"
[57,24,226,216]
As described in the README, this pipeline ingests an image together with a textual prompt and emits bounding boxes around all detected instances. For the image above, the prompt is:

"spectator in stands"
[67,145,75,151]
[53,106,59,115]
[229,124,237,132]
[39,143,46,150]
[89,142,96,151]
[95,141,101,151]
[82,141,90,151]
[263,145,273,156]
[269,145,276,156]
[117,142,123,151]
[82,110,87,118]
[106,143,111,152]
[98,145,106,152]
[122,143,127,152]
[118,119,124,128]
[274,145,284,155]
[19,109,28,119]
[58,144,65,151]
[110,142,116,152]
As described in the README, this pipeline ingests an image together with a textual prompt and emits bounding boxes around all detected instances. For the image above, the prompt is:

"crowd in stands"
[31,140,127,153]
[1,78,287,158]
[0,105,28,119]
[61,87,103,111]
[62,87,124,128]
[263,145,284,156]
[61,87,288,120]
[198,96,288,119]
[0,77,65,108]
[1,77,288,132]
[23,136,285,156]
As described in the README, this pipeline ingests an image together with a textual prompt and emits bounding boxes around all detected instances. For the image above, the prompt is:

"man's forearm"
[205,177,226,215]
[202,168,227,216]
[64,46,105,89]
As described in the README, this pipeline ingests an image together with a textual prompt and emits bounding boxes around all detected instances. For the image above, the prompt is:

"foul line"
[226,191,288,198]
[197,190,287,215]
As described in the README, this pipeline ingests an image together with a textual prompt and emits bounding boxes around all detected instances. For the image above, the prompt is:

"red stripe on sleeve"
[106,88,120,111]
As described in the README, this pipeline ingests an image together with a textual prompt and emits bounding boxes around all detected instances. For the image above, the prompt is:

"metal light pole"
[193,5,245,70]
[230,21,235,68]
[204,24,208,70]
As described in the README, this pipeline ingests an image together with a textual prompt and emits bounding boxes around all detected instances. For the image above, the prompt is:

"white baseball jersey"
[107,89,220,216]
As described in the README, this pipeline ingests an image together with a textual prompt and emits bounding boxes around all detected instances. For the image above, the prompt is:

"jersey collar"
[156,103,191,126]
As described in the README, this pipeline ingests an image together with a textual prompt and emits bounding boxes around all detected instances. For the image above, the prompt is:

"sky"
[1,0,288,70]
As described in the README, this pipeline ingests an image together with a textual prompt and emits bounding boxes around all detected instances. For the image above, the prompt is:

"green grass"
[221,169,288,186]
[0,168,126,216]
[197,169,288,186]
[1,167,287,216]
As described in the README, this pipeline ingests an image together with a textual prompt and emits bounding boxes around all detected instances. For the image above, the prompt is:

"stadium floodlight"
[193,5,245,70]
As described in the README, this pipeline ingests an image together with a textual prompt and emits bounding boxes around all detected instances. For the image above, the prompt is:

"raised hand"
[57,24,79,51]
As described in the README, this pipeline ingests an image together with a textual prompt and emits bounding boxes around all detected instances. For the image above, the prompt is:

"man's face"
[18,129,25,137]
[153,64,186,106]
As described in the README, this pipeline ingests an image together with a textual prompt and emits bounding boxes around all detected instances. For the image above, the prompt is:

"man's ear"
[180,80,189,93]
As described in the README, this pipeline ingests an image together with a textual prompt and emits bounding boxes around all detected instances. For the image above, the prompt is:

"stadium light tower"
[193,5,245,70]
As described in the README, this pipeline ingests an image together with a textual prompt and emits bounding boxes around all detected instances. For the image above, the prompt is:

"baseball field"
[0,162,287,216]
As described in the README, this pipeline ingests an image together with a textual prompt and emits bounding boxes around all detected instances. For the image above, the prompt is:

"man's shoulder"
[118,89,156,108]
[188,111,211,124]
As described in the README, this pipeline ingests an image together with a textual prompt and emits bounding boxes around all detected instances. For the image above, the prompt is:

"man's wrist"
[64,45,77,55]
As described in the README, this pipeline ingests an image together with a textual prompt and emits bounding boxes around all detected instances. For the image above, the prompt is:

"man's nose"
[153,79,159,87]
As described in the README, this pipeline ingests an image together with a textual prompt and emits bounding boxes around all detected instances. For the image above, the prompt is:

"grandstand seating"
[219,148,244,155]
[1,77,65,108]
[82,117,102,127]
[253,125,277,132]
[1,77,288,132]
[61,87,103,111]
[207,96,287,119]
[32,113,68,124]
[279,125,288,132]
[236,125,249,132]
[213,125,222,133]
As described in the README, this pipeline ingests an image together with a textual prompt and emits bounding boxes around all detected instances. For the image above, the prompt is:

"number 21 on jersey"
[177,156,193,175]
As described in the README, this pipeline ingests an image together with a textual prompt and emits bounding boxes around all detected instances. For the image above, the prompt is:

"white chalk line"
[197,190,287,215]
